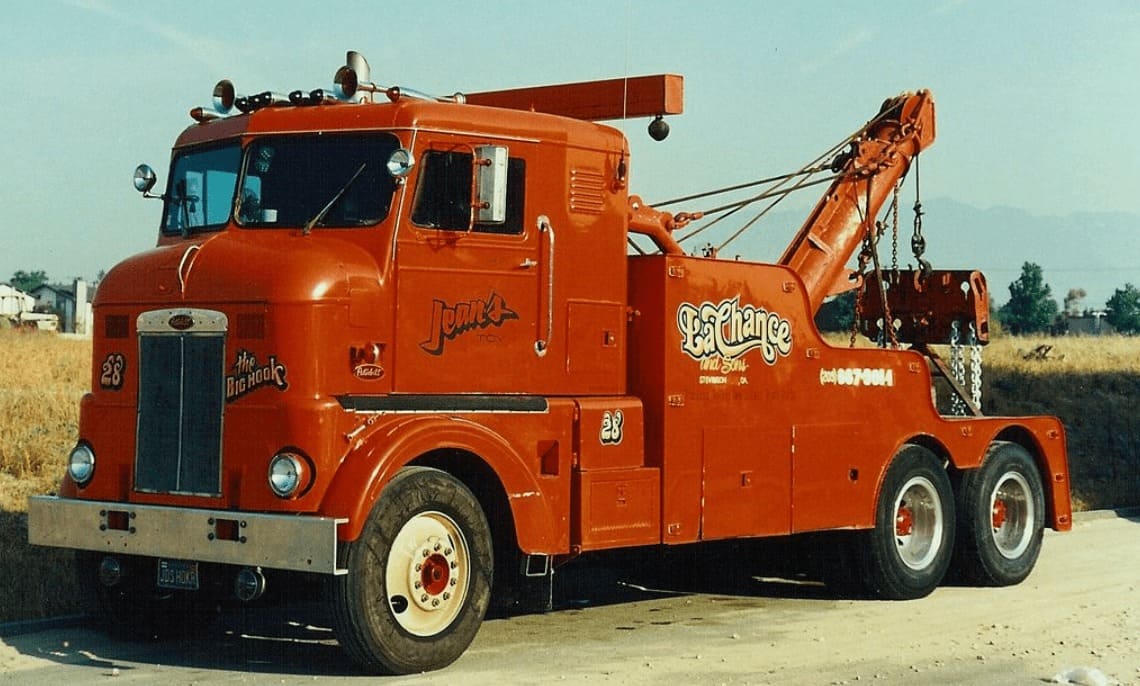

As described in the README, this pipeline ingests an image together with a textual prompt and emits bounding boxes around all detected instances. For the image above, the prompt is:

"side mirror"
[474,145,507,224]
[133,164,159,196]
[386,148,415,178]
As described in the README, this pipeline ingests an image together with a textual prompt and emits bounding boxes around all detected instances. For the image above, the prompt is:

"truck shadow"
[548,538,837,610]
[4,540,835,679]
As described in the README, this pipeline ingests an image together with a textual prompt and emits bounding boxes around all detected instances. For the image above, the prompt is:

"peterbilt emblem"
[350,343,385,381]
[168,313,195,330]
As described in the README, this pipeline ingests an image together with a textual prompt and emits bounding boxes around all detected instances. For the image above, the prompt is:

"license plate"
[157,559,200,591]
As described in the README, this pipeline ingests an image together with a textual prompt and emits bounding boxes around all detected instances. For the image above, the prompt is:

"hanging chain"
[949,320,967,416]
[969,323,982,411]
[890,182,900,276]
[849,229,874,348]
[910,155,932,282]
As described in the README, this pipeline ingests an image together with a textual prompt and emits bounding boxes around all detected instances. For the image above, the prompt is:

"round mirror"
[133,164,157,194]
[386,148,416,178]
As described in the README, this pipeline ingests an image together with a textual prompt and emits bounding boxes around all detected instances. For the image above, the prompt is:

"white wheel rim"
[893,476,944,571]
[385,510,470,637]
[990,471,1034,559]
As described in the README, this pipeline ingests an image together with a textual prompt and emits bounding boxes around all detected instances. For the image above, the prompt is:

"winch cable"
[648,101,904,255]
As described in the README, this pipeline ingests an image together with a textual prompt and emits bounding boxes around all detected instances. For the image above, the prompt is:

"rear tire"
[330,467,493,674]
[953,442,1045,586]
[857,445,955,600]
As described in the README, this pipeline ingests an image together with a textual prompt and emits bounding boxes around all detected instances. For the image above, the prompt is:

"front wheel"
[953,441,1045,586]
[329,467,493,675]
[857,445,955,600]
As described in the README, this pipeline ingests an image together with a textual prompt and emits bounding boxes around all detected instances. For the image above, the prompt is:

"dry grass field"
[0,327,91,623]
[0,327,1136,623]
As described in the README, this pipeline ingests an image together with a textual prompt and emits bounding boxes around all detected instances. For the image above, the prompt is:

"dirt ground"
[1,511,1137,685]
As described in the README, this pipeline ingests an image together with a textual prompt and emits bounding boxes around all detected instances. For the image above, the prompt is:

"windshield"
[161,133,401,236]
[238,133,400,229]
[162,144,241,235]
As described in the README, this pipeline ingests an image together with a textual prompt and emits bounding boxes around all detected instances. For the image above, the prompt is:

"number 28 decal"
[99,353,126,390]
[600,409,624,445]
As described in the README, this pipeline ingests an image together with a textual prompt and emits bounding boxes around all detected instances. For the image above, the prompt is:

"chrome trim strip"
[136,308,228,334]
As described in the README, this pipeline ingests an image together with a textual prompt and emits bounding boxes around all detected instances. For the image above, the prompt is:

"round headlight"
[68,443,96,486]
[268,452,306,498]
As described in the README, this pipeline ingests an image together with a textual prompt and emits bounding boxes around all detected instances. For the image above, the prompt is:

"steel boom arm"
[778,90,936,314]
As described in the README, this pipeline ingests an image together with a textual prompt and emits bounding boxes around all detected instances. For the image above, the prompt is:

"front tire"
[857,445,955,600]
[953,441,1045,586]
[330,467,493,674]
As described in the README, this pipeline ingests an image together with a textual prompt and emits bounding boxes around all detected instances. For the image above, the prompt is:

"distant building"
[0,283,36,317]
[1065,312,1115,336]
[30,279,93,335]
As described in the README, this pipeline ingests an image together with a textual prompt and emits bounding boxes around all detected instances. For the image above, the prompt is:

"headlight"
[68,443,95,486]
[268,451,309,498]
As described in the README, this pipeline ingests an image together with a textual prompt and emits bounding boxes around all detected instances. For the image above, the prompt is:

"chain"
[910,155,932,282]
[969,323,982,411]
[848,228,875,348]
[949,320,967,416]
[890,182,900,275]
[849,287,863,348]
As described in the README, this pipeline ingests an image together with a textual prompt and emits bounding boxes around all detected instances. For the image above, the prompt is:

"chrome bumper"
[27,496,347,575]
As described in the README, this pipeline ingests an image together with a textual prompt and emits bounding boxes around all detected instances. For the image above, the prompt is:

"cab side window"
[411,150,525,234]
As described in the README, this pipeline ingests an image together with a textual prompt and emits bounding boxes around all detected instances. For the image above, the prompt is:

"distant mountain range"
[687,197,1140,311]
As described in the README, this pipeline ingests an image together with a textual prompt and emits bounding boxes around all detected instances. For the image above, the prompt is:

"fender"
[889,419,1071,532]
[940,417,1072,530]
[321,413,566,551]
[991,418,1072,531]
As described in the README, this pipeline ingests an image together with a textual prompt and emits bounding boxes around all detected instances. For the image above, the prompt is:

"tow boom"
[778,90,936,314]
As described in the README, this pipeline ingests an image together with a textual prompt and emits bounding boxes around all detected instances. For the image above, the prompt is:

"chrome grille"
[135,309,227,496]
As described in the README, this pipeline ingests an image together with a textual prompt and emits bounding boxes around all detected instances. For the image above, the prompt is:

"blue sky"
[1,0,1138,296]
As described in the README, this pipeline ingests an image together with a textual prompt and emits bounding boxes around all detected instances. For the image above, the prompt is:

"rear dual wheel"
[857,445,955,600]
[330,467,493,675]
[954,442,1045,586]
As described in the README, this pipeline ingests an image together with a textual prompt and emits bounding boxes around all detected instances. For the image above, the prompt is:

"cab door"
[393,144,546,394]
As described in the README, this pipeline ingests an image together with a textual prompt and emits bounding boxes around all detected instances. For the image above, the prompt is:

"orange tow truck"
[30,51,1069,674]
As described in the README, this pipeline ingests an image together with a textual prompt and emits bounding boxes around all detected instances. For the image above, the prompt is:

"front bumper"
[28,496,347,575]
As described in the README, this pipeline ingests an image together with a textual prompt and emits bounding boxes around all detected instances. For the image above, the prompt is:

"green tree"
[998,262,1057,334]
[10,269,48,293]
[1105,283,1140,334]
[815,290,857,333]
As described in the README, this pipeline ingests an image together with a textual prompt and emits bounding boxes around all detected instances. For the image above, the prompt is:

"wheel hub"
[895,506,914,537]
[991,498,1008,530]
[990,472,1034,559]
[893,476,943,571]
[408,538,460,612]
[392,515,462,624]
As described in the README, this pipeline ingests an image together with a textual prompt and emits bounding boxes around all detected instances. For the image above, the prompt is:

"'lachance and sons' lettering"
[420,291,519,355]
[676,297,793,365]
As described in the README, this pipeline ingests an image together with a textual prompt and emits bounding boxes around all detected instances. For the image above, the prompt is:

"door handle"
[535,215,554,357]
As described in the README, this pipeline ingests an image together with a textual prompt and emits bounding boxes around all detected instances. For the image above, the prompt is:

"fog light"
[268,452,307,498]
[98,556,122,587]
[234,567,267,602]
[67,443,95,486]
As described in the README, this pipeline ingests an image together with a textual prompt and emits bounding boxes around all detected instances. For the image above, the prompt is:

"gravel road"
[2,511,1136,685]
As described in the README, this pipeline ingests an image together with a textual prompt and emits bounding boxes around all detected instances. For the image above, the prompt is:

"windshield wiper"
[303,163,367,235]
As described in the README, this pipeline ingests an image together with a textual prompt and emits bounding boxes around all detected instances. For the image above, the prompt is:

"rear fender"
[992,420,1072,531]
